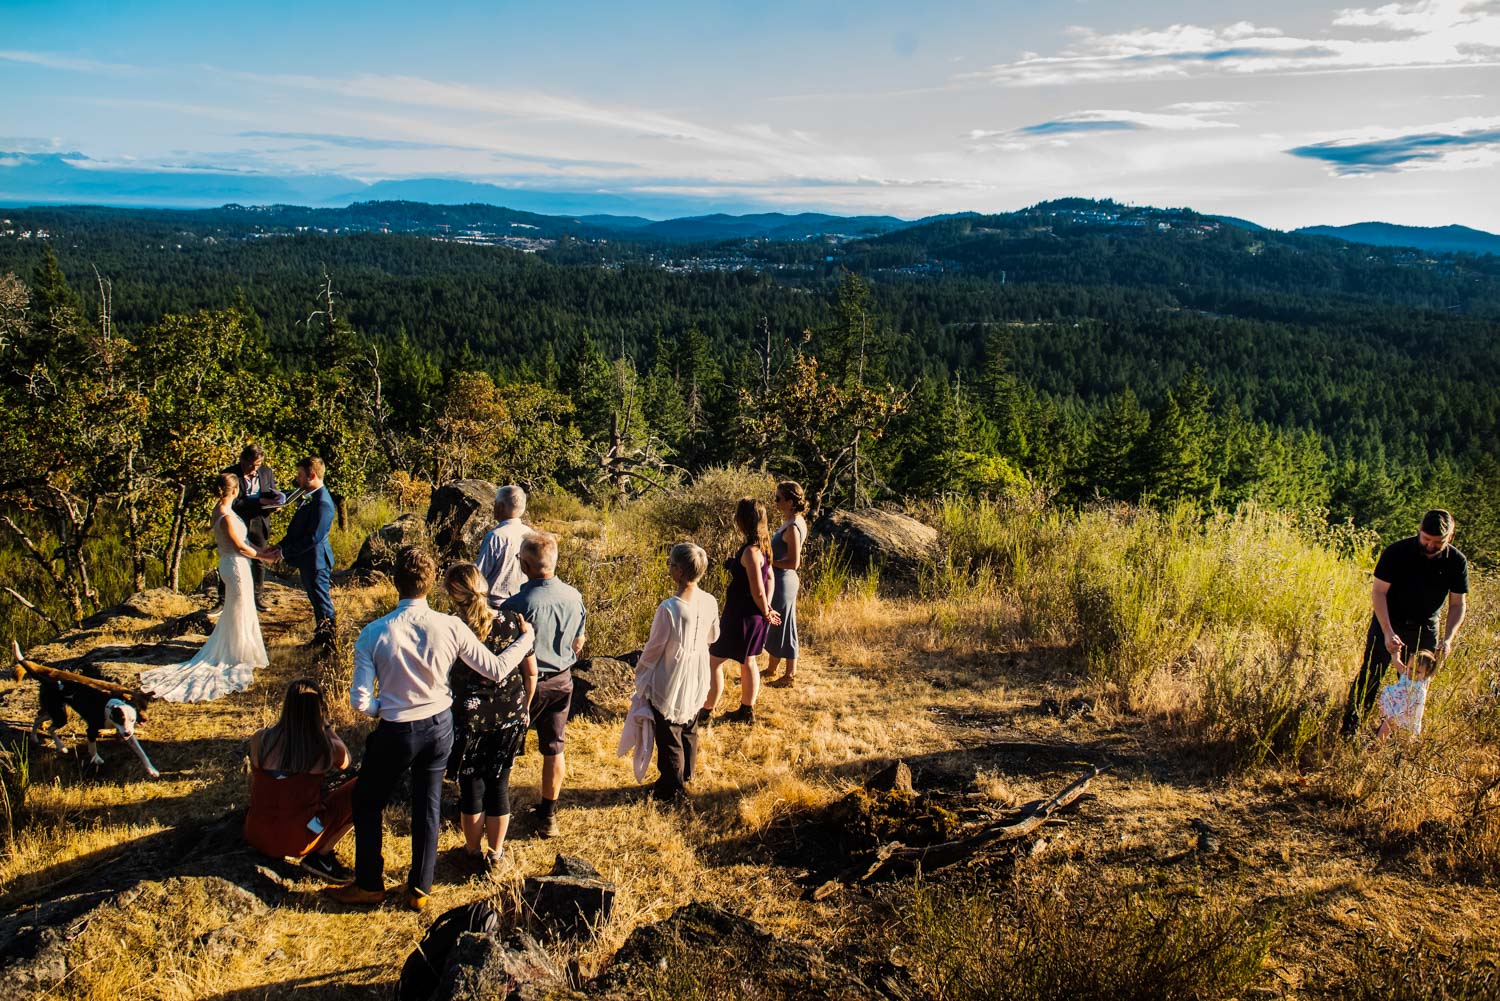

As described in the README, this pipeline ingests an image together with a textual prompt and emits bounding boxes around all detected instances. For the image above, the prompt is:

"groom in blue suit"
[281,456,338,648]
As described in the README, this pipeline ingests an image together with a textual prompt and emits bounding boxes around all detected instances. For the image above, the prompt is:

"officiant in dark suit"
[222,444,280,612]
[280,456,338,650]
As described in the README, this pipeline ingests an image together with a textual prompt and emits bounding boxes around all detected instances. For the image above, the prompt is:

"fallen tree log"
[857,764,1108,883]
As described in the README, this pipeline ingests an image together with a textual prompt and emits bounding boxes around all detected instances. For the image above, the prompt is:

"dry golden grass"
[5,492,1500,999]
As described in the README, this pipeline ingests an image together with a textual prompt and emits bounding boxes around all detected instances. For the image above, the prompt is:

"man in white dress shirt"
[326,546,532,911]
[474,485,530,610]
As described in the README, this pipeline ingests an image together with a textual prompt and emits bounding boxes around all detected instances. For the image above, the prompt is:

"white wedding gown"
[141,511,269,702]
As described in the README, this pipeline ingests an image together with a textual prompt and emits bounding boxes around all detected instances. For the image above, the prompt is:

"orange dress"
[243,748,355,858]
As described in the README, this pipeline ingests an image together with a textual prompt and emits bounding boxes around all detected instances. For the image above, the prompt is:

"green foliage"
[937,497,1375,765]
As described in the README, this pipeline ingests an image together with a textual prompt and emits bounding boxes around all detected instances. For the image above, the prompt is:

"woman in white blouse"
[636,542,720,802]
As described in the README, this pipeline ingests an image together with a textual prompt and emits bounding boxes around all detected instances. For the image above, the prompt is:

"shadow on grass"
[191,965,394,1001]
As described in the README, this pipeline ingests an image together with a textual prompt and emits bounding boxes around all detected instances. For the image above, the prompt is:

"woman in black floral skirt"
[443,563,536,870]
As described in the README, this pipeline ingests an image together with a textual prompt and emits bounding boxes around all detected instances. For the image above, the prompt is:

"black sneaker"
[696,708,713,727]
[721,704,755,725]
[300,852,355,886]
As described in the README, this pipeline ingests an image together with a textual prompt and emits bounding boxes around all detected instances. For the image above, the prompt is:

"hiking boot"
[533,805,560,839]
[324,883,386,907]
[482,848,504,872]
[696,708,713,727]
[299,852,355,886]
[403,886,430,912]
[720,704,755,725]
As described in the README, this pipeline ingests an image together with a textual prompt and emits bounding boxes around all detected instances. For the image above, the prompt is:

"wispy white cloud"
[0,49,142,75]
[227,69,889,186]
[965,2,1500,85]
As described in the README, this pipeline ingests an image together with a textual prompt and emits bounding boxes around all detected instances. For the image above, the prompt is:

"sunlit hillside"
[3,475,1498,999]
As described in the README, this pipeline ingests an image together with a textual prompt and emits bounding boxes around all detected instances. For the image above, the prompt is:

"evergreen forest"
[3,197,1499,634]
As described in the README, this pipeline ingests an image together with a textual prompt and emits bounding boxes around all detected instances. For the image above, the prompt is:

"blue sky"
[3,0,1498,226]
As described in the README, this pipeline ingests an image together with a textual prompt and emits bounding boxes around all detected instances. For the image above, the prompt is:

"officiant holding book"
[222,444,285,613]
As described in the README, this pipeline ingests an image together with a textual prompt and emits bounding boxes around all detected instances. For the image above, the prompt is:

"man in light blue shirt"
[327,546,532,912]
[501,531,586,838]
[474,485,529,609]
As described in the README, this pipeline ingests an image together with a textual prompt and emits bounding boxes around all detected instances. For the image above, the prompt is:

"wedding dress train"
[141,512,269,702]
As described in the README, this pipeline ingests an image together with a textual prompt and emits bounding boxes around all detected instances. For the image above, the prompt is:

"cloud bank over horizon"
[1,0,1496,228]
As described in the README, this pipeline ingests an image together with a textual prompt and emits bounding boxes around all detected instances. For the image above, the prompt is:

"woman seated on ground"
[444,562,535,871]
[637,542,720,802]
[762,480,808,689]
[704,497,781,725]
[245,679,356,884]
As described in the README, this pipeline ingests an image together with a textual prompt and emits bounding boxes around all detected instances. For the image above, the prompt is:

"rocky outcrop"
[569,657,637,722]
[434,930,570,1001]
[0,811,288,994]
[353,513,428,576]
[522,854,616,940]
[590,902,886,1000]
[815,507,939,583]
[427,480,500,561]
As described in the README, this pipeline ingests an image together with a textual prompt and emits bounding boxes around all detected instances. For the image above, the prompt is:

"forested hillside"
[3,196,1500,636]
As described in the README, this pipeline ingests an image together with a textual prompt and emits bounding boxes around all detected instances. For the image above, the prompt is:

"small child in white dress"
[1375,649,1437,739]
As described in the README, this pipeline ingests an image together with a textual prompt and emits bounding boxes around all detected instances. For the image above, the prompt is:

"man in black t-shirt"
[1341,509,1469,737]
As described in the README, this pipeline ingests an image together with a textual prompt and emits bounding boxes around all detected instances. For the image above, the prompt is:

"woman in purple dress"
[704,497,781,725]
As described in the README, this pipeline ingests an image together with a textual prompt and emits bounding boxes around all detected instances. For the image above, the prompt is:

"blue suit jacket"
[281,487,336,571]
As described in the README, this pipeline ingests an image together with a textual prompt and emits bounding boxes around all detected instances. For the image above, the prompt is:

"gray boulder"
[569,657,637,722]
[427,480,499,561]
[522,854,615,940]
[815,508,939,582]
[353,513,428,576]
[435,930,570,1001]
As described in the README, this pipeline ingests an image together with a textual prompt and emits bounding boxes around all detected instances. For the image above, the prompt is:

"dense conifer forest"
[3,197,1499,634]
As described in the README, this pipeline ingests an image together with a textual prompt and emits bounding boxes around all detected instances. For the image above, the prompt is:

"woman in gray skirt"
[762,480,808,688]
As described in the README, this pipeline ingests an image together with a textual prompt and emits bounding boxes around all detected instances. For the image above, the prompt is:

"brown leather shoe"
[323,884,386,907]
[403,886,430,912]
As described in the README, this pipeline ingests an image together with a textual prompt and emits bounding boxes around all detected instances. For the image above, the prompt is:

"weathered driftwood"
[857,764,1108,883]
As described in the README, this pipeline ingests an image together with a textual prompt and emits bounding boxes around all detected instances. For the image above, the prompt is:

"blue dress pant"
[299,562,335,632]
[353,711,453,894]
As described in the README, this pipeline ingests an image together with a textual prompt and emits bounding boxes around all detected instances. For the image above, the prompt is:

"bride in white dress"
[142,473,280,703]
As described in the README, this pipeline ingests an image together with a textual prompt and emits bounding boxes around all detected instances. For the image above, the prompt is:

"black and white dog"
[16,641,161,779]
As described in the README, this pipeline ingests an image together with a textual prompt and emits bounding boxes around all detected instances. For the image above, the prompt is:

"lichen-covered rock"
[354,513,428,576]
[569,657,636,721]
[427,480,500,560]
[522,855,616,941]
[435,930,571,1001]
[815,508,938,582]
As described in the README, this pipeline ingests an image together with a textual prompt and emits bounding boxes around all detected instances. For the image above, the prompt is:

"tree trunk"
[166,483,189,592]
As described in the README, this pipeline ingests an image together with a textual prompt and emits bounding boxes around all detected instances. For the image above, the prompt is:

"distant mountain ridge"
[2,152,1497,256]
[1294,222,1500,256]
